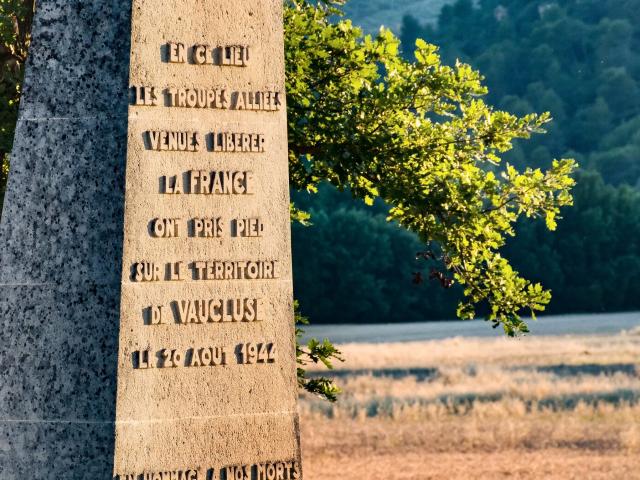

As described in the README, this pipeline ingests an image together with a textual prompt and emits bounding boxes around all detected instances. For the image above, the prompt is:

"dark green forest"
[293,0,640,323]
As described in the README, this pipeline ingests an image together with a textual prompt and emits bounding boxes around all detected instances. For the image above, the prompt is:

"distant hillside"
[343,0,454,34]
[293,0,640,325]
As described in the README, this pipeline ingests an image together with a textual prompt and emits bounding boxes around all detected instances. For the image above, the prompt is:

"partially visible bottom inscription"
[115,461,301,480]
[117,471,200,480]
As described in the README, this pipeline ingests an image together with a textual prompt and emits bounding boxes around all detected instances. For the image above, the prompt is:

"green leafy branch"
[295,302,343,402]
[285,0,578,336]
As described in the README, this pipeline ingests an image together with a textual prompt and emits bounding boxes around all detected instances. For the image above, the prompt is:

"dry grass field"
[299,332,640,479]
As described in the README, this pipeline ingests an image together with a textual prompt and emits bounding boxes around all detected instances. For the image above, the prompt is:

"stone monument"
[0,1,301,478]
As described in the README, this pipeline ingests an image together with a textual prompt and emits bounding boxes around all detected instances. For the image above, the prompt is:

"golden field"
[299,332,640,479]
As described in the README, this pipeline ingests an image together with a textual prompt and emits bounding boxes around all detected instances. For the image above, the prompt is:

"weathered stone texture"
[0,0,132,477]
[0,0,300,478]
[114,0,300,475]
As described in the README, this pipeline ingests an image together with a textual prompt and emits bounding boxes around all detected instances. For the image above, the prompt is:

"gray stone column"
[0,1,132,477]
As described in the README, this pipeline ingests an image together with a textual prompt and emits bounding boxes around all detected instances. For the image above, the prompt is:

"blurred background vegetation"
[341,0,450,33]
[293,0,640,323]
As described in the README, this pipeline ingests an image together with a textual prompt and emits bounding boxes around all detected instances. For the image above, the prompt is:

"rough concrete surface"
[116,1,300,474]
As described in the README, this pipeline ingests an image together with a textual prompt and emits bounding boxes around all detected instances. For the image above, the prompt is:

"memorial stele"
[0,1,301,478]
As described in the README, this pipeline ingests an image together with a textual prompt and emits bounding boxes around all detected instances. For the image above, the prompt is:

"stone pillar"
[0,1,300,478]
[0,1,131,477]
